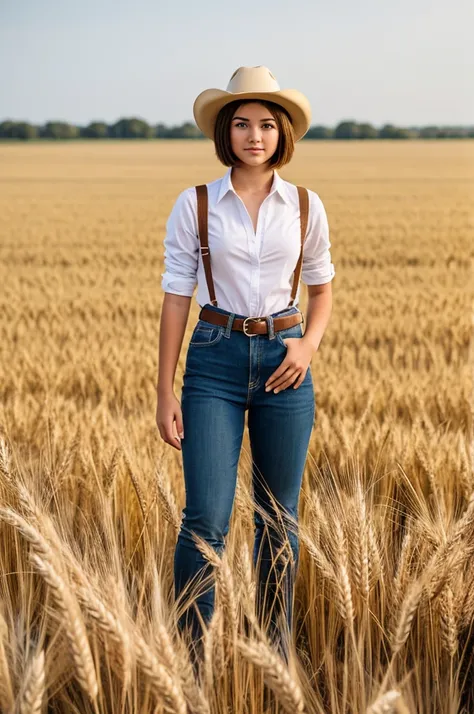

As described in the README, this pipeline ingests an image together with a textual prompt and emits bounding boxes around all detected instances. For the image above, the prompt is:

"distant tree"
[305,125,333,139]
[358,122,378,139]
[419,125,440,138]
[43,121,79,139]
[180,122,203,138]
[0,120,37,139]
[109,118,153,138]
[15,122,38,139]
[154,123,168,138]
[0,120,14,138]
[334,121,360,139]
[2,116,473,141]
[379,123,410,139]
[82,121,109,138]
[163,122,203,138]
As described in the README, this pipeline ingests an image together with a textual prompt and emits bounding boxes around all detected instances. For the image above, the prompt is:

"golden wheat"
[0,140,472,712]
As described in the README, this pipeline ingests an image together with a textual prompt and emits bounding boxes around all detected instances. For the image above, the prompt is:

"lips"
[246,148,263,151]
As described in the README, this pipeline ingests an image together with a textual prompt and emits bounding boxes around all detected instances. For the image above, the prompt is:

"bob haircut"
[213,99,295,170]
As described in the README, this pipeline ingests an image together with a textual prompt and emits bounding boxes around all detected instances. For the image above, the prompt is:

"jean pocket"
[275,322,303,348]
[189,321,225,346]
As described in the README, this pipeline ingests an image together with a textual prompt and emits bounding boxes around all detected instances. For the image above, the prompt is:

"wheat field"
[0,139,473,713]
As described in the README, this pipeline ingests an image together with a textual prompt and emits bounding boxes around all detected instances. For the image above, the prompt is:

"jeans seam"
[189,329,225,347]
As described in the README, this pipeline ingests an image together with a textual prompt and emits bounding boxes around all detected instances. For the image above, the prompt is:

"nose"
[249,127,262,143]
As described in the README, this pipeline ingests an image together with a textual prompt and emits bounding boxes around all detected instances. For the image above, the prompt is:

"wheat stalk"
[0,508,98,700]
[237,638,305,713]
[17,649,45,714]
[393,528,414,606]
[439,585,458,658]
[30,553,98,700]
[391,577,424,655]
[134,633,187,714]
[0,437,14,489]
[193,534,238,645]
[123,450,147,517]
[103,445,121,496]
[76,584,132,688]
[155,466,181,532]
[0,610,14,714]
[335,520,355,625]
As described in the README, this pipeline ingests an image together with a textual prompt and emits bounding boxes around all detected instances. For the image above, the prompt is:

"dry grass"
[0,139,473,713]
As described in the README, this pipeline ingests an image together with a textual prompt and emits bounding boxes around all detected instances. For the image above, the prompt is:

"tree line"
[1,117,473,140]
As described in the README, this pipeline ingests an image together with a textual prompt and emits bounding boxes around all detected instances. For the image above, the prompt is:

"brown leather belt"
[199,306,304,336]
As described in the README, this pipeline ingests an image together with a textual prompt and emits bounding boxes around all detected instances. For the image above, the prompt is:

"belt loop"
[225,312,235,339]
[266,314,276,340]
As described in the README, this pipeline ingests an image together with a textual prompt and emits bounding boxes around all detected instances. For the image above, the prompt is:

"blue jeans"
[174,302,315,658]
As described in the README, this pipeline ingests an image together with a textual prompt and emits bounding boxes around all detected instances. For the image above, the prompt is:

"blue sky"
[1,0,472,127]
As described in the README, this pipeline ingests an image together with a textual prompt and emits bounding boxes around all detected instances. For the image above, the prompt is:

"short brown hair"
[213,99,295,169]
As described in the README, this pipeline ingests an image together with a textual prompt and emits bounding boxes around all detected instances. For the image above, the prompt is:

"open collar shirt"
[160,166,335,317]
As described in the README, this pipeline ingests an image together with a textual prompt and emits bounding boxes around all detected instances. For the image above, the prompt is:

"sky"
[1,0,473,128]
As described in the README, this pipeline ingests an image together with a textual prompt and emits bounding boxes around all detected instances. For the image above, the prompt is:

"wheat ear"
[237,638,305,714]
[30,553,98,701]
[366,690,401,713]
[0,508,98,700]
[17,649,45,714]
[134,633,187,714]
[391,577,424,654]
[0,611,14,713]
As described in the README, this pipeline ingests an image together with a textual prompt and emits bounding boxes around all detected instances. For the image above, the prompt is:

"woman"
[156,66,335,661]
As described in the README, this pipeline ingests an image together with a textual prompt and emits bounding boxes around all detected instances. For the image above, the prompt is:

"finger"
[175,412,184,439]
[271,369,301,392]
[271,367,299,390]
[277,373,301,392]
[171,424,183,444]
[292,372,306,389]
[166,430,182,450]
[157,426,181,451]
[162,419,183,448]
[265,365,293,391]
[265,359,290,389]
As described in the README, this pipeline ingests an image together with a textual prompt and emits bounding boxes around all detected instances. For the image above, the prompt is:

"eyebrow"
[232,116,276,122]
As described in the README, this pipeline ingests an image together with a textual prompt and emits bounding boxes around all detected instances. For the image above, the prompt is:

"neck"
[230,165,275,194]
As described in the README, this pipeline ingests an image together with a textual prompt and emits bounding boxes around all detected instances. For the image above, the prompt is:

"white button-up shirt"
[161,166,335,317]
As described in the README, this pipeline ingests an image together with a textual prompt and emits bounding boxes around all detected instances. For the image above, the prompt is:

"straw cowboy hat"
[193,65,312,142]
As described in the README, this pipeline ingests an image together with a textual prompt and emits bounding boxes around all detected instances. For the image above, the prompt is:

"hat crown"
[226,65,281,95]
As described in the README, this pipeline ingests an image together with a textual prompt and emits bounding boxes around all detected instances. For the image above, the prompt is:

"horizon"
[1,117,473,131]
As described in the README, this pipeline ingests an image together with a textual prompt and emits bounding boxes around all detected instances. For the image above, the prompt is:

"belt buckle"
[242,316,263,337]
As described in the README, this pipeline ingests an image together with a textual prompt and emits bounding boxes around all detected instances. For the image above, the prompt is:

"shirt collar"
[215,166,291,205]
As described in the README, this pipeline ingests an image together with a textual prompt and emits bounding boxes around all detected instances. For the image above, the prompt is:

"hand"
[156,391,184,451]
[265,336,316,393]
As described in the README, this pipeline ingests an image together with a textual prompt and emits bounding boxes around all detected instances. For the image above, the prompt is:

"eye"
[234,122,275,129]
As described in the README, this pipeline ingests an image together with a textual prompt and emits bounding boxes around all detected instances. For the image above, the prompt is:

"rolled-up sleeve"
[161,187,198,297]
[301,191,336,285]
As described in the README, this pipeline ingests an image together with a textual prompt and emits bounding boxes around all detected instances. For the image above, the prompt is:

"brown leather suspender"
[291,186,309,307]
[195,184,218,306]
[195,183,309,310]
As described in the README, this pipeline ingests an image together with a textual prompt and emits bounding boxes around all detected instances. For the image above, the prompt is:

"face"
[229,102,279,167]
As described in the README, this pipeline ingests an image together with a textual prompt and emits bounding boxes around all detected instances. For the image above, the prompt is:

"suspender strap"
[288,186,309,307]
[195,184,218,306]
[195,183,310,311]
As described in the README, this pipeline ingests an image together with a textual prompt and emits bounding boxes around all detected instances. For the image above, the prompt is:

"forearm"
[157,293,192,396]
[301,288,333,352]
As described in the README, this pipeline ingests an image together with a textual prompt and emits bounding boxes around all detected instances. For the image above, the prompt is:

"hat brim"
[193,88,312,142]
